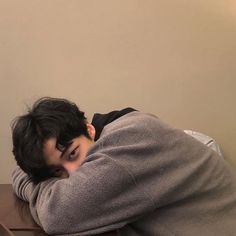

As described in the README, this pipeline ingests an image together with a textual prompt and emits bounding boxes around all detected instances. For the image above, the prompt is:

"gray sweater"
[12,111,236,236]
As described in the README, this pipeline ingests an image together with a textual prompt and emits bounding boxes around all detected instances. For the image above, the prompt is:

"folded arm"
[12,154,154,235]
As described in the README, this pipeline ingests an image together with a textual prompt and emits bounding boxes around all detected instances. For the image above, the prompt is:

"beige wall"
[0,0,236,183]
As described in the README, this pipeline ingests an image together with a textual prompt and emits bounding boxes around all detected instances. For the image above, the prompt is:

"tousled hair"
[12,97,89,183]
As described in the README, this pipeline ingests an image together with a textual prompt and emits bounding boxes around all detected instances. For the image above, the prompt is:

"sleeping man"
[11,97,236,236]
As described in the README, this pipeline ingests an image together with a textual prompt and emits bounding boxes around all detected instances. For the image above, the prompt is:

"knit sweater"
[12,111,236,236]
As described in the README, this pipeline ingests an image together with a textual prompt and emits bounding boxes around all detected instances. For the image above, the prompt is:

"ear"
[86,123,96,141]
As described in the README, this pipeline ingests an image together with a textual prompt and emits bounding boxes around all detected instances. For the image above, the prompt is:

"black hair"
[11,97,89,183]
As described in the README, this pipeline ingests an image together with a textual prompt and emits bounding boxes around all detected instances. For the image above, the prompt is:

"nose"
[62,162,80,174]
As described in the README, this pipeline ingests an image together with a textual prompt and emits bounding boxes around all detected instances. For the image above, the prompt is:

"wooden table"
[0,184,117,236]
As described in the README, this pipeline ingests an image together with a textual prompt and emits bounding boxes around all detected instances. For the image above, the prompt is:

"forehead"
[43,138,56,156]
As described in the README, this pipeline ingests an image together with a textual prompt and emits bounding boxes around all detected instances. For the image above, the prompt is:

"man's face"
[43,123,95,177]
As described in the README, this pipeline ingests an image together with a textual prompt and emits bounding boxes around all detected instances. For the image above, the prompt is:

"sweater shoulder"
[102,111,158,130]
[100,111,176,139]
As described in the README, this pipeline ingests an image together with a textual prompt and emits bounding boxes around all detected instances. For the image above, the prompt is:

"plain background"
[0,0,236,183]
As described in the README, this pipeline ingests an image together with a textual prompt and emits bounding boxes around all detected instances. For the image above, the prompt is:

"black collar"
[91,107,136,141]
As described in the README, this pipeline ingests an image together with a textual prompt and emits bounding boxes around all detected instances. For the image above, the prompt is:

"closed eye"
[50,166,65,177]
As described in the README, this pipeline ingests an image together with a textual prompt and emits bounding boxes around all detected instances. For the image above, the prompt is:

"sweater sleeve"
[12,155,154,235]
[12,166,35,202]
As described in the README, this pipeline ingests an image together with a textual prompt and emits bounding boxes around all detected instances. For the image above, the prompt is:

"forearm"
[12,166,35,202]
[11,166,59,228]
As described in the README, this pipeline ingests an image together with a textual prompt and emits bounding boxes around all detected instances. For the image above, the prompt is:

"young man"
[12,97,236,236]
